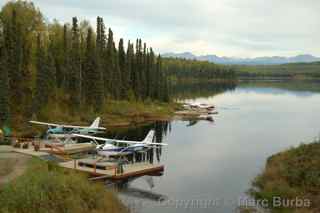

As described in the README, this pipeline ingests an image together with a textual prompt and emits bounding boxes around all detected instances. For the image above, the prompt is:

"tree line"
[163,58,236,81]
[0,1,237,127]
[0,1,169,125]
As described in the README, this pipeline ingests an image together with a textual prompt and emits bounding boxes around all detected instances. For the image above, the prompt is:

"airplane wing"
[57,124,106,130]
[29,121,61,127]
[29,121,106,130]
[72,134,168,146]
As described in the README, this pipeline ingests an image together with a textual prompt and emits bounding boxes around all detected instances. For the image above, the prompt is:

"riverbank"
[101,100,180,127]
[249,139,320,212]
[10,100,181,136]
[0,151,127,213]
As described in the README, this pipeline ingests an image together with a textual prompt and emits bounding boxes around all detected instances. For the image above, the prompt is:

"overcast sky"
[1,0,319,57]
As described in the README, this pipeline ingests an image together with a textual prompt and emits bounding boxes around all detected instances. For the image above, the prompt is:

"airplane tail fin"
[90,117,101,129]
[142,130,155,144]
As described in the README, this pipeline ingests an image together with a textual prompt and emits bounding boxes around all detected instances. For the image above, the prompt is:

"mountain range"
[162,52,320,65]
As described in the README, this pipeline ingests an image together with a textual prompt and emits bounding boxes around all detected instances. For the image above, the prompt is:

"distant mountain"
[162,52,320,65]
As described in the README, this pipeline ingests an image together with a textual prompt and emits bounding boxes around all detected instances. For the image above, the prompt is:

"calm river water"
[113,80,320,213]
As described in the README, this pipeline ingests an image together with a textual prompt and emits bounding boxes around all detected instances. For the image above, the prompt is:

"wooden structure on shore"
[10,139,164,182]
[60,159,164,181]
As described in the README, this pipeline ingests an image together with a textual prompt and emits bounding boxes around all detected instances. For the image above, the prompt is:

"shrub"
[0,159,127,213]
[250,140,320,212]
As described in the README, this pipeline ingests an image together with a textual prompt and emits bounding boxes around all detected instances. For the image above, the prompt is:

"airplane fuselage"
[47,127,103,136]
[97,143,148,157]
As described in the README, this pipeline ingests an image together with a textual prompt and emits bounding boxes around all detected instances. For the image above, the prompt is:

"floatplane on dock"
[73,130,168,157]
[29,117,106,140]
[176,102,217,122]
[14,120,166,182]
[183,102,215,111]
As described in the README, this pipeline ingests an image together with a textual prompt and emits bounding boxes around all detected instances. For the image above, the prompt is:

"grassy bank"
[250,140,320,212]
[101,100,180,127]
[0,157,127,213]
[10,100,180,136]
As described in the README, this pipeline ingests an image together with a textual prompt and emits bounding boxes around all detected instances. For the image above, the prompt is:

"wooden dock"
[44,143,96,155]
[59,159,164,181]
[10,142,165,182]
[13,142,95,156]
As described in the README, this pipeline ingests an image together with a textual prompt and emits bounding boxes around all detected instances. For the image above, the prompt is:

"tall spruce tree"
[146,47,155,98]
[118,38,127,98]
[133,39,142,98]
[49,21,64,89]
[5,9,23,118]
[131,40,138,97]
[69,17,81,111]
[113,41,121,99]
[95,17,106,100]
[62,24,69,90]
[162,65,170,102]
[126,41,135,98]
[0,31,9,124]
[46,39,57,94]
[155,55,162,100]
[83,27,103,111]
[34,34,48,115]
[21,29,33,120]
[141,42,147,99]
[105,28,115,98]
[96,17,106,54]
[149,48,157,99]
[95,17,105,100]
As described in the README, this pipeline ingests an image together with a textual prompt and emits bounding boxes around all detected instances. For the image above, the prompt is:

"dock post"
[74,159,77,169]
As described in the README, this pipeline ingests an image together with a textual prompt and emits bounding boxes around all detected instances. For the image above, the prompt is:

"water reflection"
[171,81,237,100]
[114,80,320,213]
[185,118,214,127]
[239,79,320,94]
[117,177,168,202]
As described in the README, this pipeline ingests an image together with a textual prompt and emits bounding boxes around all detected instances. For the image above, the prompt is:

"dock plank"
[59,160,164,180]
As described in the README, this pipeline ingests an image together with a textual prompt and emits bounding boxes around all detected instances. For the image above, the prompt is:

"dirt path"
[0,146,31,185]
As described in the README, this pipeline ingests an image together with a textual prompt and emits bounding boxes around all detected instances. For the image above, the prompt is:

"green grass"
[0,158,17,176]
[0,158,127,213]
[85,100,178,128]
[13,99,179,136]
[249,139,320,212]
[103,100,177,119]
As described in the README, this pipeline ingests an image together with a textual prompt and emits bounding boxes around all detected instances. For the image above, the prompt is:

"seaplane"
[189,103,215,110]
[73,130,168,157]
[29,117,106,140]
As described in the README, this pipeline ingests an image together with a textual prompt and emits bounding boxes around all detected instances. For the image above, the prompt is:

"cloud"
[1,0,319,57]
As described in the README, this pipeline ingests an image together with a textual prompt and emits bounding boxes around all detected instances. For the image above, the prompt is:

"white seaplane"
[29,117,106,140]
[73,130,168,157]
[184,102,215,110]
